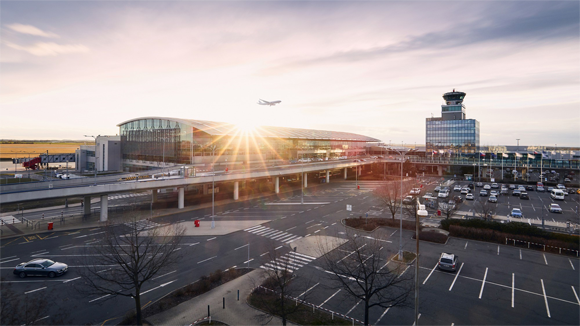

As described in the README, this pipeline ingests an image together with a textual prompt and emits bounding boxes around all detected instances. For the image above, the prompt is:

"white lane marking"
[479,267,488,299]
[314,230,321,234]
[285,226,297,232]
[141,280,177,295]
[89,294,110,303]
[572,286,580,305]
[423,262,438,285]
[298,282,319,298]
[197,256,217,264]
[0,255,17,261]
[260,252,269,257]
[305,219,315,224]
[24,286,47,294]
[541,279,551,318]
[375,307,390,324]
[464,241,468,249]
[243,258,254,264]
[34,316,50,323]
[63,277,81,284]
[569,259,575,270]
[30,251,49,257]
[519,249,522,260]
[152,270,177,280]
[189,242,200,247]
[234,244,249,250]
[497,245,500,255]
[319,289,341,307]
[449,263,464,291]
[543,254,548,265]
[512,273,515,308]
[207,237,216,241]
[346,299,362,316]
[331,222,336,226]
[0,258,19,264]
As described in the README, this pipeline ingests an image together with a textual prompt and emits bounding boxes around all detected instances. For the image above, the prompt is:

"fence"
[505,237,579,256]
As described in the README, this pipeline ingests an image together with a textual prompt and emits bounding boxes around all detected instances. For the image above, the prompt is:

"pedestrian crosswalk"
[244,225,302,244]
[260,251,316,273]
[0,216,21,225]
[124,219,163,230]
[332,181,386,191]
[108,192,148,200]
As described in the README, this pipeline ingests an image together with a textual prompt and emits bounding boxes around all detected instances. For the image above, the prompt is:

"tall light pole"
[210,145,217,228]
[301,153,304,204]
[388,146,410,260]
[84,135,98,185]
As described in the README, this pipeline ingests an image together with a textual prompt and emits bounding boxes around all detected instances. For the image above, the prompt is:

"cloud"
[6,23,60,38]
[5,41,89,56]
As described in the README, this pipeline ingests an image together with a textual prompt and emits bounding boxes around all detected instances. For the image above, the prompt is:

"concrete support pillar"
[275,177,279,194]
[358,166,362,176]
[178,187,184,209]
[65,198,68,208]
[100,195,108,222]
[303,172,308,188]
[234,181,239,200]
[151,189,158,203]
[437,165,443,176]
[83,196,91,215]
[203,184,208,195]
[344,168,348,179]
[326,171,330,184]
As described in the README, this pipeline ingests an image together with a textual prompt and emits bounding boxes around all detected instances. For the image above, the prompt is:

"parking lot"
[294,227,580,325]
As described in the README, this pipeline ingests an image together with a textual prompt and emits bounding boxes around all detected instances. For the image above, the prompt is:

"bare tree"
[473,197,494,220]
[438,198,459,219]
[374,180,414,220]
[320,231,412,326]
[1,277,71,325]
[250,242,314,326]
[76,215,185,325]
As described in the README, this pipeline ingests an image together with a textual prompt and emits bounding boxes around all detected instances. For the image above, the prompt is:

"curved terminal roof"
[118,117,380,142]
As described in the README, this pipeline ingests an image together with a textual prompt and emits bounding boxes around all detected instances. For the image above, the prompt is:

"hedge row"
[345,217,420,232]
[449,225,579,253]
[412,231,448,244]
[441,219,579,244]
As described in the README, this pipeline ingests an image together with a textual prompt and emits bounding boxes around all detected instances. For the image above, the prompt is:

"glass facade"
[426,119,479,153]
[119,118,375,170]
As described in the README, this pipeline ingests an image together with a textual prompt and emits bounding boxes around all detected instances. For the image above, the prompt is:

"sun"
[236,120,257,132]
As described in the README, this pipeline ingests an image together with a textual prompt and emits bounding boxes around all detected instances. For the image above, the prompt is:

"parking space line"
[346,299,361,316]
[319,289,341,307]
[298,282,319,298]
[512,273,515,308]
[543,254,548,265]
[464,241,468,249]
[569,258,575,270]
[541,279,551,318]
[497,245,500,255]
[24,286,47,294]
[423,262,438,285]
[375,307,390,324]
[449,262,464,291]
[89,294,110,303]
[572,286,580,305]
[479,267,488,299]
[519,249,522,260]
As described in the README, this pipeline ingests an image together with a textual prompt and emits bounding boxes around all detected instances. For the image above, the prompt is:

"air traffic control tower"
[426,89,480,154]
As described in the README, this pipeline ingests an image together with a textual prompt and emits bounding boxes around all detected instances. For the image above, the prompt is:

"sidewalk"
[147,269,296,326]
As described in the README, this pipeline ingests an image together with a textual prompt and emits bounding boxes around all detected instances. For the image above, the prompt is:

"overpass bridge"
[0,159,399,221]
[409,157,580,169]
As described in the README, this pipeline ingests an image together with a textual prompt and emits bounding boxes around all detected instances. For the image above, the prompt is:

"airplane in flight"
[257,99,281,106]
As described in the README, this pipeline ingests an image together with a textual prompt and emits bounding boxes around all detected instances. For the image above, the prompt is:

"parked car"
[438,191,449,198]
[438,253,458,272]
[557,184,566,189]
[468,183,474,189]
[488,195,497,203]
[476,182,483,187]
[549,204,563,213]
[422,192,434,199]
[403,196,414,205]
[501,187,509,195]
[410,188,421,195]
[466,193,474,200]
[491,183,499,189]
[434,186,441,192]
[479,190,488,197]
[537,186,545,192]
[547,186,554,192]
[526,185,534,191]
[13,259,68,278]
[483,184,491,190]
[520,192,529,199]
[452,196,463,204]
[453,185,462,192]
[509,184,516,190]
[512,189,521,196]
[461,188,470,194]
[510,208,523,218]
[490,190,498,197]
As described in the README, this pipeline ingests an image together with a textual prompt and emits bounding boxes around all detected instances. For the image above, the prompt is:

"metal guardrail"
[409,157,580,169]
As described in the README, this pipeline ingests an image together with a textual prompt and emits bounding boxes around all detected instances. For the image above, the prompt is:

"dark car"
[512,189,520,196]
[452,196,463,204]
[468,183,474,189]
[526,185,534,191]
[13,259,68,278]
[520,192,529,199]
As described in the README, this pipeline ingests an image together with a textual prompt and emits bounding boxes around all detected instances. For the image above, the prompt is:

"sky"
[1,0,579,147]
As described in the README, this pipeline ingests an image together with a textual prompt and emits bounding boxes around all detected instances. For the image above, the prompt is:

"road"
[1,179,578,325]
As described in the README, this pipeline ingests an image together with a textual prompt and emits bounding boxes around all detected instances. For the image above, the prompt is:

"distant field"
[0,143,90,159]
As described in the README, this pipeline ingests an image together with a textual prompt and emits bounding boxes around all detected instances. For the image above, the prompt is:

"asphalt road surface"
[1,180,578,325]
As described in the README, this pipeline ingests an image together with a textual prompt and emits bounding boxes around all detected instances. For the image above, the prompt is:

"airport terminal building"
[426,90,480,155]
[117,117,380,171]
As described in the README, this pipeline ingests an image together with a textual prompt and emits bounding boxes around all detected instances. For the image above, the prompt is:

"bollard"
[208,305,210,319]
[42,213,44,220]
[332,312,334,320]
[543,245,545,251]
[352,317,355,326]
[313,305,314,313]
[223,297,225,309]
[237,289,239,301]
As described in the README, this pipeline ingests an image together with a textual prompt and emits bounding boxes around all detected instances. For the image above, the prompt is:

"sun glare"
[236,121,257,132]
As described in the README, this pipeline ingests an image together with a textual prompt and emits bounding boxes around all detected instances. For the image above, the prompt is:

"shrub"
[413,231,448,244]
[209,269,223,284]
[345,217,420,232]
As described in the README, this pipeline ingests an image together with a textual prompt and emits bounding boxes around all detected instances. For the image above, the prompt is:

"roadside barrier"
[505,237,579,256]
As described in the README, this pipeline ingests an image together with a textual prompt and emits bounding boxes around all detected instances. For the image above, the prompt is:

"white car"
[490,190,498,197]
[549,204,563,213]
[453,185,462,192]
[491,183,499,188]
[488,195,497,203]
[483,184,491,190]
[410,188,421,195]
[438,191,449,198]
[557,184,566,190]
[466,193,474,200]
[461,188,470,194]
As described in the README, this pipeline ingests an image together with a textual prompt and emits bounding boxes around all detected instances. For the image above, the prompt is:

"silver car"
[438,253,458,272]
[13,259,68,278]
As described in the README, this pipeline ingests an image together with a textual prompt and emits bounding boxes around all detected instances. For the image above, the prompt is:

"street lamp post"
[210,145,217,228]
[301,153,304,205]
[388,146,411,260]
